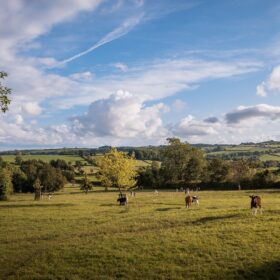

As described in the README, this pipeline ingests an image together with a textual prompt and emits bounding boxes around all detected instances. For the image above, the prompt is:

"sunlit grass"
[0,188,279,279]
[0,155,86,164]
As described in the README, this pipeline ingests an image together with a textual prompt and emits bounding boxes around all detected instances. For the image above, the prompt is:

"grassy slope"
[0,189,279,280]
[1,155,86,164]
[206,144,280,162]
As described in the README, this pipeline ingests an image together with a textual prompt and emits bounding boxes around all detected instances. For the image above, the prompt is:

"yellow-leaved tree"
[97,148,137,192]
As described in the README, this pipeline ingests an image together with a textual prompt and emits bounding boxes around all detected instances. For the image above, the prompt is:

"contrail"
[58,14,144,66]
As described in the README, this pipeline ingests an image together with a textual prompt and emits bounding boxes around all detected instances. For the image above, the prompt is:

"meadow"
[0,155,86,164]
[0,188,279,280]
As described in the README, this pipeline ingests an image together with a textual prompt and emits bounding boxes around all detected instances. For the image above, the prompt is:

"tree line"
[0,158,75,200]
[1,138,279,201]
[137,138,280,190]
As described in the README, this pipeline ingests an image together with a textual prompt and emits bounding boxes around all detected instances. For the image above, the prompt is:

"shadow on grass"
[155,207,181,211]
[100,203,116,207]
[151,202,182,206]
[264,209,280,215]
[192,213,241,225]
[0,203,75,208]
[228,261,280,280]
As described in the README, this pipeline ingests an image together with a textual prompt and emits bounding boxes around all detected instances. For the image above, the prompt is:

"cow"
[117,193,128,206]
[185,195,199,208]
[249,195,262,215]
[192,195,199,206]
[130,191,136,197]
[185,195,192,208]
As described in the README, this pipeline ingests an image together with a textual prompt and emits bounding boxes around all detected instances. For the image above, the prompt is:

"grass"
[260,154,280,161]
[0,188,279,280]
[0,155,86,164]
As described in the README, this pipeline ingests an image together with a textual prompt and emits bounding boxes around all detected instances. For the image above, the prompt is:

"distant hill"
[2,141,280,163]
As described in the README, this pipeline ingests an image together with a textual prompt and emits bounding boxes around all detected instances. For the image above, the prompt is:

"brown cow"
[185,195,192,208]
[249,195,262,215]
[185,195,199,208]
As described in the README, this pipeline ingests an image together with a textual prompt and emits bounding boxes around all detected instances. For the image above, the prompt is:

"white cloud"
[52,58,262,109]
[256,82,267,97]
[172,115,218,137]
[267,65,280,91]
[70,71,93,80]
[71,90,168,139]
[171,99,187,112]
[21,102,42,115]
[0,0,102,49]
[256,65,280,96]
[113,63,128,72]
[15,114,24,125]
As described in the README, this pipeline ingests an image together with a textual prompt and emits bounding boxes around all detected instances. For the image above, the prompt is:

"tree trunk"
[0,194,8,201]
[34,190,42,200]
[237,182,241,190]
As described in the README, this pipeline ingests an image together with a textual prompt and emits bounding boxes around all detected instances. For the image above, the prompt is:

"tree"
[33,178,42,201]
[20,160,66,193]
[20,160,45,192]
[50,159,75,182]
[0,167,13,200]
[184,149,206,185]
[97,148,137,192]
[15,154,23,165]
[39,165,66,192]
[12,167,27,193]
[137,161,161,189]
[0,72,11,113]
[160,138,192,184]
[80,174,92,194]
[0,156,5,168]
[207,158,230,183]
[230,159,256,190]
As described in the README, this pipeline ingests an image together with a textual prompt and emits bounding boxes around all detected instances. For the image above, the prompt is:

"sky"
[1,0,280,149]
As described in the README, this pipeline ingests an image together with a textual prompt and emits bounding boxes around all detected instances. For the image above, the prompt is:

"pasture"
[0,155,86,164]
[0,189,279,280]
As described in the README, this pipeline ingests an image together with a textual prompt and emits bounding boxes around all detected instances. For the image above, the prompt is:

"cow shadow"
[155,207,181,211]
[152,202,181,206]
[192,213,241,225]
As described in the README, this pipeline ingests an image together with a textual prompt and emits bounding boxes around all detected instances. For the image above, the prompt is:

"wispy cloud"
[58,14,144,66]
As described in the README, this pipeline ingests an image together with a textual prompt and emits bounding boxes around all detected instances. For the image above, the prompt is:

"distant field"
[0,189,279,279]
[0,154,86,164]
[225,146,270,152]
[260,154,280,162]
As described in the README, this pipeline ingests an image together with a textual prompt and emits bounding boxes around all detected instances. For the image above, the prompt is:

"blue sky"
[1,0,280,149]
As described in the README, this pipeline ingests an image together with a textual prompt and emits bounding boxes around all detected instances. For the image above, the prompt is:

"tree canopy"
[97,148,137,191]
[0,72,11,113]
[0,167,13,200]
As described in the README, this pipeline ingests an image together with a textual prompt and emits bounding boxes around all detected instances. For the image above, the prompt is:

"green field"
[260,154,280,161]
[0,155,86,164]
[0,188,279,279]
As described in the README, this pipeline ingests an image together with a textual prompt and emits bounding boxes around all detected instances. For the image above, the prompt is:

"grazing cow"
[192,195,199,206]
[154,190,159,195]
[48,193,53,200]
[185,195,192,208]
[130,191,136,197]
[117,193,128,206]
[249,195,262,215]
[185,195,199,208]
